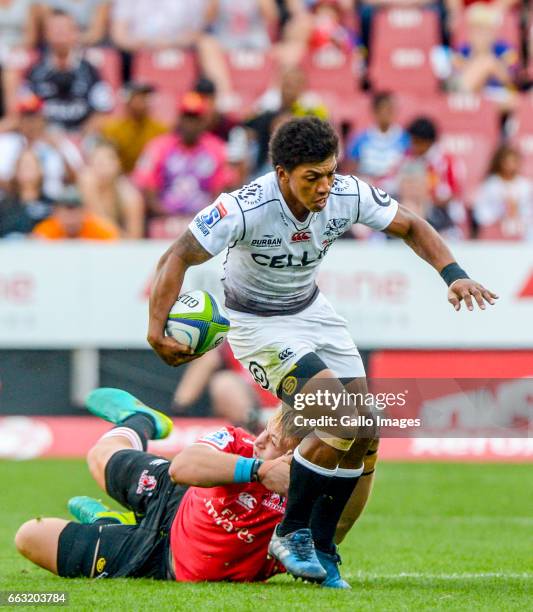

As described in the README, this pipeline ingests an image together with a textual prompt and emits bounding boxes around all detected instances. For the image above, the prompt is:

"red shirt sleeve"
[194,426,255,457]
[132,136,167,192]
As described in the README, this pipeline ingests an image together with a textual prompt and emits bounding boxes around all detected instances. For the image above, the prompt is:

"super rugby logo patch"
[198,428,234,450]
[195,202,227,236]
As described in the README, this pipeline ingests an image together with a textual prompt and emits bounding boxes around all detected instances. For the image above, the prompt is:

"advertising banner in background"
[0,242,532,348]
[0,416,530,461]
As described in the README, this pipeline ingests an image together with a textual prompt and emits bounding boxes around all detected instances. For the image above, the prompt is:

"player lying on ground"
[15,389,377,587]
[147,117,498,582]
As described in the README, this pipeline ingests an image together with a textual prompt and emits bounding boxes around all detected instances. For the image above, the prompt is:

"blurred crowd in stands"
[0,0,532,242]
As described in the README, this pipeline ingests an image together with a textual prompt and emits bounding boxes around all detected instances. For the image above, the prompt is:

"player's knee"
[15,520,40,557]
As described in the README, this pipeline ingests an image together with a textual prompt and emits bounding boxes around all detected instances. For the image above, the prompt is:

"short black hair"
[407,116,437,142]
[269,116,339,171]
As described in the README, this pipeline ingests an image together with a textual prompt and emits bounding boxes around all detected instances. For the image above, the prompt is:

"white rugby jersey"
[188,172,399,315]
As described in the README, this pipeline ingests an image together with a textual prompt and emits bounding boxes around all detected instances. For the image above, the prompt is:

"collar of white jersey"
[274,177,319,229]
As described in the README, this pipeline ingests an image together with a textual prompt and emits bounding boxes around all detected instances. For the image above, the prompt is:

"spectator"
[133,92,235,236]
[0,0,41,117]
[78,140,144,239]
[399,116,467,239]
[473,144,532,239]
[247,66,328,176]
[32,185,119,240]
[39,0,111,46]
[344,91,409,188]
[197,0,277,107]
[0,94,83,199]
[111,0,211,51]
[0,149,52,239]
[307,0,357,54]
[101,82,167,174]
[439,3,519,100]
[23,9,114,132]
[0,0,40,56]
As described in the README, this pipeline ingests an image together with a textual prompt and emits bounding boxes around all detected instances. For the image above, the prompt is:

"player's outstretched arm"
[385,205,498,311]
[148,229,213,366]
[169,444,291,495]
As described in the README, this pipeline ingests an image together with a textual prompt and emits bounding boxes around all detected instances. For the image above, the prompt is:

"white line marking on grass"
[351,572,533,580]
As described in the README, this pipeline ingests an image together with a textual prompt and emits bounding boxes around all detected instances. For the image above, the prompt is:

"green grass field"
[0,460,531,611]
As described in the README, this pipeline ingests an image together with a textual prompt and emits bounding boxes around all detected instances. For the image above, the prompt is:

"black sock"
[117,414,156,451]
[93,517,121,525]
[310,473,361,554]
[278,455,336,537]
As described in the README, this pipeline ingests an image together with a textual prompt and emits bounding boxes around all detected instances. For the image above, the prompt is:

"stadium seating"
[301,46,360,111]
[133,49,197,99]
[85,47,122,92]
[451,8,521,49]
[369,7,440,95]
[225,49,275,109]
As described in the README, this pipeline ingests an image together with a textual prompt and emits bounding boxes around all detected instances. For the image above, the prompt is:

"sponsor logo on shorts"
[237,492,258,511]
[282,376,298,396]
[278,348,295,361]
[323,218,350,238]
[291,231,311,243]
[199,428,234,450]
[149,458,169,467]
[249,361,270,389]
[250,235,282,249]
[195,202,228,236]
[96,557,106,574]
[136,469,157,495]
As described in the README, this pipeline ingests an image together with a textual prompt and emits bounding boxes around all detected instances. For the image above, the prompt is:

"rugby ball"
[166,290,230,353]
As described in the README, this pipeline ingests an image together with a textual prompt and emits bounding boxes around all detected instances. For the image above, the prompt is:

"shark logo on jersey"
[369,185,392,207]
[323,217,350,238]
[250,235,282,249]
[238,183,264,206]
[331,176,351,192]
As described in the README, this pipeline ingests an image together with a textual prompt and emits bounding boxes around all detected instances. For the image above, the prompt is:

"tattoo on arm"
[173,229,213,267]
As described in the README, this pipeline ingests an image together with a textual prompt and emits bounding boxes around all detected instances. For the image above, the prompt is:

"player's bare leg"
[15,518,69,574]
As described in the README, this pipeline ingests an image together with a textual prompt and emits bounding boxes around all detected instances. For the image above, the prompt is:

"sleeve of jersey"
[194,426,238,453]
[355,179,399,231]
[188,194,244,256]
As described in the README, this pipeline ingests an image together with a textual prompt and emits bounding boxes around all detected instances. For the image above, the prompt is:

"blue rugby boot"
[316,547,351,589]
[268,526,327,582]
[85,388,172,440]
[68,496,136,525]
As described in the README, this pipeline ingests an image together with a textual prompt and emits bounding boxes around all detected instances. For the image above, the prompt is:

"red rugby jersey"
[170,426,286,582]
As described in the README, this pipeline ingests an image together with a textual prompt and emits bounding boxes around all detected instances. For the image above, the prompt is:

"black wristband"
[251,459,264,482]
[440,262,469,286]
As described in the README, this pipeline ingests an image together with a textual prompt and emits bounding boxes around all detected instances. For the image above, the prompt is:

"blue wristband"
[233,457,255,483]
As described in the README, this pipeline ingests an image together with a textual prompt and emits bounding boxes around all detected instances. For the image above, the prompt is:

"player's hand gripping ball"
[166,290,230,354]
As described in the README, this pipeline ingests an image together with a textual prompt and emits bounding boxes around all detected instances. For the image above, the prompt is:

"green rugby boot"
[85,388,173,440]
[68,496,136,525]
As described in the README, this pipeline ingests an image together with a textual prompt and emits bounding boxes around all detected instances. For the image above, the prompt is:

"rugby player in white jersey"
[148,117,498,585]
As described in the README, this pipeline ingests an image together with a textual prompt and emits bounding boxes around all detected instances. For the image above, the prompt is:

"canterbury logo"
[291,231,311,242]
